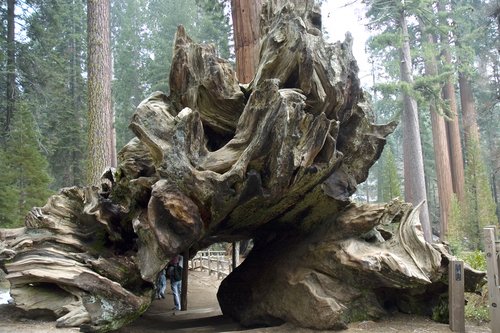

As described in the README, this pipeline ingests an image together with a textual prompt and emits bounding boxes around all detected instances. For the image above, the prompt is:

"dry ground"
[0,270,492,333]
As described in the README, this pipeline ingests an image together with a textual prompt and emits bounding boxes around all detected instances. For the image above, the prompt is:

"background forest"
[0,0,498,258]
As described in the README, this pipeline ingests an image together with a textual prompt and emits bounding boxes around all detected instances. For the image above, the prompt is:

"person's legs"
[159,275,166,298]
[171,280,181,310]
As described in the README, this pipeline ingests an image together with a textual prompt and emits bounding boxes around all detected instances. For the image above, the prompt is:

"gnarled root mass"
[0,1,484,331]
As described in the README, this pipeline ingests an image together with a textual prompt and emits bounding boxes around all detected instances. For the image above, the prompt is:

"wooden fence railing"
[484,226,500,333]
[188,250,233,279]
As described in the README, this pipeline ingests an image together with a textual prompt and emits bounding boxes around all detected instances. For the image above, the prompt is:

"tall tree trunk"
[110,107,117,168]
[68,0,77,186]
[418,20,454,241]
[442,68,465,201]
[231,0,262,84]
[438,0,465,203]
[399,10,432,242]
[107,0,117,168]
[5,0,16,135]
[430,97,454,240]
[87,0,113,185]
[458,72,480,145]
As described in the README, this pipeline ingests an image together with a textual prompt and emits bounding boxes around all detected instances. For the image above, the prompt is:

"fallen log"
[0,0,484,331]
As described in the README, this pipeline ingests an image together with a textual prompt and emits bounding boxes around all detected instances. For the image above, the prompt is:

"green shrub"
[458,250,489,323]
[461,250,487,271]
[464,284,490,324]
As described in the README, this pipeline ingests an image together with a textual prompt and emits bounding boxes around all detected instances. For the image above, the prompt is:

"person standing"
[167,254,183,311]
[155,267,166,299]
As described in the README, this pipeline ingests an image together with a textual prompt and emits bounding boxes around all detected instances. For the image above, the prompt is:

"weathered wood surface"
[484,227,500,333]
[0,0,485,332]
[218,200,484,329]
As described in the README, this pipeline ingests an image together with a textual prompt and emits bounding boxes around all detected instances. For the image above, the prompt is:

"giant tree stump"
[0,1,484,332]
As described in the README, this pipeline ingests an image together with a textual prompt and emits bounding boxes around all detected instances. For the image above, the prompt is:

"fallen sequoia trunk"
[0,1,484,332]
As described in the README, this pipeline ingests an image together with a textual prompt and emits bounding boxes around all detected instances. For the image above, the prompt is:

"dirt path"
[0,270,492,333]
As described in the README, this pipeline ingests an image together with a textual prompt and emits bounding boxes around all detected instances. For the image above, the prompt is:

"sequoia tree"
[231,0,262,83]
[418,16,453,239]
[438,0,465,203]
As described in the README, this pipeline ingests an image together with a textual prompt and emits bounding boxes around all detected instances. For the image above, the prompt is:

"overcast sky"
[321,1,372,87]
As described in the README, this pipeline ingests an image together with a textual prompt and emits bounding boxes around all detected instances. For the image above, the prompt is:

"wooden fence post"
[484,226,500,333]
[181,249,189,311]
[208,251,212,275]
[232,241,240,270]
[449,259,464,332]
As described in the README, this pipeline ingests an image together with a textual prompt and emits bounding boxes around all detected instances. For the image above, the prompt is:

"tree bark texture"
[86,0,113,185]
[443,75,465,202]
[5,0,16,134]
[438,2,465,203]
[419,21,453,240]
[0,1,484,331]
[398,10,432,242]
[231,0,262,84]
[458,72,481,145]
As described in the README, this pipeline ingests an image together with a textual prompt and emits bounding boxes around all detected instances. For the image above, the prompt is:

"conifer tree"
[445,0,500,233]
[4,0,15,135]
[437,1,465,204]
[0,104,53,227]
[112,0,146,150]
[195,0,232,59]
[418,15,454,240]
[87,0,113,185]
[378,145,402,202]
[0,147,19,227]
[0,2,6,135]
[462,138,497,249]
[365,0,433,241]
[448,194,465,253]
[112,0,232,150]
[20,0,87,189]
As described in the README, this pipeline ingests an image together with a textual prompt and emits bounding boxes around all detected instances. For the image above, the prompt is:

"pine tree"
[195,0,232,59]
[373,97,404,204]
[112,0,233,150]
[4,0,15,135]
[448,194,465,253]
[20,0,87,189]
[0,104,53,227]
[142,0,200,93]
[0,2,6,136]
[365,0,433,241]
[378,145,402,202]
[0,147,19,227]
[112,0,146,150]
[462,138,497,249]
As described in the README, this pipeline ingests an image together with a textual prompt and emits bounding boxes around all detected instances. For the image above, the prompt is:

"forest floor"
[0,270,492,333]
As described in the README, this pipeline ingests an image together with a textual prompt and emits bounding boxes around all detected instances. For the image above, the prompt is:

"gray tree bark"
[398,10,432,242]
[86,0,114,185]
